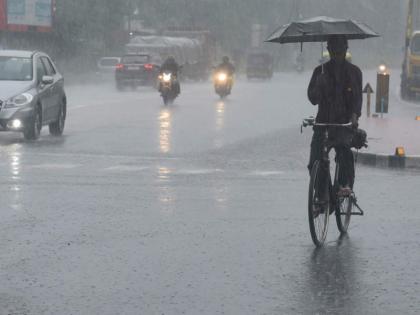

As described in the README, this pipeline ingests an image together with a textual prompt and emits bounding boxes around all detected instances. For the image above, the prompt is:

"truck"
[125,28,216,81]
[246,50,274,79]
[401,0,420,99]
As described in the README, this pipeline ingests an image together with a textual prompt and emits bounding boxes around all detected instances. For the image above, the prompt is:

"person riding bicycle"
[307,35,362,196]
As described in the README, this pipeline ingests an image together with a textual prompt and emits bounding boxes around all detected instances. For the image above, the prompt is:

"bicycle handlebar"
[302,118,352,127]
[301,117,352,133]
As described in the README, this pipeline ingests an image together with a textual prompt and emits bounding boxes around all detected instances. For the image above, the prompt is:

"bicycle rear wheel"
[308,160,330,246]
[336,195,352,233]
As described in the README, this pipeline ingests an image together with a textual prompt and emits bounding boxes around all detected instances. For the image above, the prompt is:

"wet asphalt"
[0,72,419,314]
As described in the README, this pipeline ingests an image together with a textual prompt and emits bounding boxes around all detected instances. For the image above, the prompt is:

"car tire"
[49,101,66,136]
[24,106,42,140]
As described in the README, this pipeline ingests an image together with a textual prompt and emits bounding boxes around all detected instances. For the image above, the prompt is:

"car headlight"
[5,93,33,108]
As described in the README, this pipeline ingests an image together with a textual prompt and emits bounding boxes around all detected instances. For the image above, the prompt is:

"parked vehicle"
[115,54,160,90]
[246,51,274,79]
[0,50,66,140]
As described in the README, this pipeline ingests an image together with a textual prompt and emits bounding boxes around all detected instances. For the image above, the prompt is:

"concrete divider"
[353,151,420,169]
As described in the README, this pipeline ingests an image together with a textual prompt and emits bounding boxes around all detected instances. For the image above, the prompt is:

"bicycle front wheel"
[308,161,330,246]
[336,195,352,233]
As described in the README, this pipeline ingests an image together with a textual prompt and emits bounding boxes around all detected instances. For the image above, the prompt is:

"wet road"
[0,72,419,314]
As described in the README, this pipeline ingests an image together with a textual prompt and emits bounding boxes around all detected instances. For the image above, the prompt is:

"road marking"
[174,169,223,175]
[248,171,285,176]
[104,165,149,172]
[27,151,182,161]
[27,163,81,169]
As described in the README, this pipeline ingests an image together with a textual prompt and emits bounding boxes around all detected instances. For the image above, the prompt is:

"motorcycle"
[158,72,179,105]
[213,71,233,99]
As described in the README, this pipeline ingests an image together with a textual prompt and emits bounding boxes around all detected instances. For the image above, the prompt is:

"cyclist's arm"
[352,67,363,118]
[308,67,321,105]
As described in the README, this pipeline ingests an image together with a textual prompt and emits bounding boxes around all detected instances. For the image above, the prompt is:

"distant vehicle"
[126,31,216,81]
[0,50,66,140]
[96,57,121,79]
[295,52,305,73]
[246,51,274,79]
[115,54,160,90]
[213,70,234,99]
[158,71,179,105]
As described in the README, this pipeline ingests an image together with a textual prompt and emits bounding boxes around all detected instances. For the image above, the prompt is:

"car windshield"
[0,56,33,81]
[122,55,149,64]
[412,35,420,55]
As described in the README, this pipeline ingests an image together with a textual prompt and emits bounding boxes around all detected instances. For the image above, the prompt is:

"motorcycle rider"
[215,56,235,90]
[216,56,235,76]
[159,56,181,94]
[307,35,362,196]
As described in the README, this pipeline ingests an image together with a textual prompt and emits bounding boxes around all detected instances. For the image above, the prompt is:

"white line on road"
[248,170,285,176]
[104,165,149,172]
[27,163,81,169]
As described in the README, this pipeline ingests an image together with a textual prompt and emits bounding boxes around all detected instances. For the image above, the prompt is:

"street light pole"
[127,0,132,34]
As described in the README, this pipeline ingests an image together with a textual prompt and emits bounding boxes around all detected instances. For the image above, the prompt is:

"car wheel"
[49,102,66,136]
[24,106,42,140]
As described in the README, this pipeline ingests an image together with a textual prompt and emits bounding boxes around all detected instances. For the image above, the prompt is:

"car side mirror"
[41,75,54,85]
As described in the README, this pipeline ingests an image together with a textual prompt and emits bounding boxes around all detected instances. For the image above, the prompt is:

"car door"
[35,56,55,122]
[41,56,61,120]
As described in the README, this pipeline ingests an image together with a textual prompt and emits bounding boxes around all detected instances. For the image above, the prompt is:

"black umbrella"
[266,16,379,44]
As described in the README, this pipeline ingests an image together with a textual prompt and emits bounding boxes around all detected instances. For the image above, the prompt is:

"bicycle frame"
[317,126,342,210]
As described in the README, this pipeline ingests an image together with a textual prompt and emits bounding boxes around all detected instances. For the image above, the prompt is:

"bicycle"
[302,117,364,246]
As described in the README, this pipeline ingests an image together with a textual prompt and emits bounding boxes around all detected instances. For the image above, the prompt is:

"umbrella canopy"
[266,16,379,44]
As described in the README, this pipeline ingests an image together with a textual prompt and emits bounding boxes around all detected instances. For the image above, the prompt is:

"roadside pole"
[363,83,374,118]
[376,65,390,117]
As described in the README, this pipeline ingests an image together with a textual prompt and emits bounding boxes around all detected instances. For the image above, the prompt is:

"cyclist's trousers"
[308,129,355,188]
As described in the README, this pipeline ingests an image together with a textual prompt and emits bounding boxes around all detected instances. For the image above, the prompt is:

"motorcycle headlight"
[217,73,227,82]
[163,73,172,82]
[5,93,33,108]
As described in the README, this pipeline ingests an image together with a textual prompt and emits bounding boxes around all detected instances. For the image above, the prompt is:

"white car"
[0,50,66,140]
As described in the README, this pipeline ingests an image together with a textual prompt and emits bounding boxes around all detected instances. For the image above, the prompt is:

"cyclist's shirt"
[307,60,362,124]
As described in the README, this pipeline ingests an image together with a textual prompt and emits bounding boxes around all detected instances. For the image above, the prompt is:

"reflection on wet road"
[302,236,359,314]
[215,100,226,148]
[159,108,172,154]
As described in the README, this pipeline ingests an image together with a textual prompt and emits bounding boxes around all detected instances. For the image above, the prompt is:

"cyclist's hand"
[351,113,359,129]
